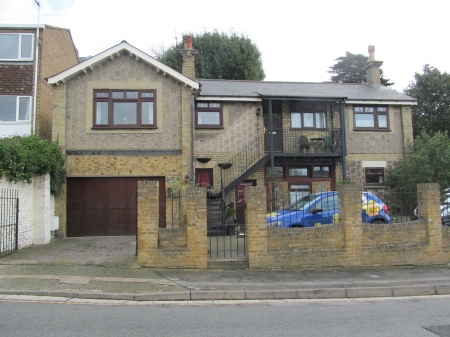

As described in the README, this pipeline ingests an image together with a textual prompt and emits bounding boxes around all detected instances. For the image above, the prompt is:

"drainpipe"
[339,101,347,180]
[32,26,40,135]
[269,99,274,170]
[190,86,201,182]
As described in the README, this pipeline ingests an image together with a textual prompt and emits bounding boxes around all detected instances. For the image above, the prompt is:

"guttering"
[346,100,417,105]
[196,96,261,102]
[32,26,40,135]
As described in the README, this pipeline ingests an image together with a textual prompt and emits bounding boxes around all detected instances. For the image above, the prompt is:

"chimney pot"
[184,35,192,49]
[368,45,375,61]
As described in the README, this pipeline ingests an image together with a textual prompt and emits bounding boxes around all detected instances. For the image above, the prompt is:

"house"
[0,24,79,139]
[48,38,416,237]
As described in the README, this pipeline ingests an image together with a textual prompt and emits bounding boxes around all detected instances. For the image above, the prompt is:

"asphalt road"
[1,296,449,337]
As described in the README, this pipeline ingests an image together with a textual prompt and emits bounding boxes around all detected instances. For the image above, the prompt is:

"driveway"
[0,236,138,268]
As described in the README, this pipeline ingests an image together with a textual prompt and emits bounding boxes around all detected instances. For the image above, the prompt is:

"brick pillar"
[338,184,363,265]
[245,185,268,268]
[417,183,443,261]
[185,186,208,268]
[137,180,159,266]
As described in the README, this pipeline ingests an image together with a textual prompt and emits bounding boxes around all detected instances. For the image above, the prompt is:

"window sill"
[195,126,224,130]
[91,126,158,130]
[353,129,391,132]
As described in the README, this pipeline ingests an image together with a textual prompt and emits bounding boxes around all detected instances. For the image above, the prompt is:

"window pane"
[20,35,33,59]
[113,102,137,124]
[142,92,154,98]
[366,175,384,184]
[290,190,310,204]
[141,102,154,124]
[314,166,330,178]
[303,113,314,127]
[96,92,108,98]
[209,103,220,108]
[364,107,374,112]
[197,103,208,108]
[289,167,308,177]
[355,107,364,112]
[96,102,109,125]
[268,166,284,178]
[112,92,124,98]
[0,34,19,59]
[378,114,388,128]
[0,96,17,121]
[315,112,326,128]
[126,91,138,98]
[366,168,383,174]
[18,97,30,121]
[198,111,220,125]
[291,112,301,128]
[377,107,387,112]
[355,113,374,127]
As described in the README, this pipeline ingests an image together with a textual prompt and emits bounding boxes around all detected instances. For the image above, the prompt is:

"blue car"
[267,191,391,228]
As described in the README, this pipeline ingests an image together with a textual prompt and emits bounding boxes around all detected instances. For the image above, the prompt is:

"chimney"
[178,35,198,79]
[364,45,384,85]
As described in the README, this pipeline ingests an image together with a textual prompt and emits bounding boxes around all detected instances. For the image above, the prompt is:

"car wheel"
[443,221,450,227]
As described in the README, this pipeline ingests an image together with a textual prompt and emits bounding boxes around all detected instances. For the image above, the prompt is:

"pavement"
[0,236,450,302]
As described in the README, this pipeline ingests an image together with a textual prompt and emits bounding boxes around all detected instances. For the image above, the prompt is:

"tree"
[151,30,265,80]
[386,131,450,192]
[404,64,450,137]
[328,52,393,86]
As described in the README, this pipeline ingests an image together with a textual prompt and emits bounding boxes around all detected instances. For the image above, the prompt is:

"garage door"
[67,177,166,237]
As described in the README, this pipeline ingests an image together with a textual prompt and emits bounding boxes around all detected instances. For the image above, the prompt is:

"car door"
[304,194,338,227]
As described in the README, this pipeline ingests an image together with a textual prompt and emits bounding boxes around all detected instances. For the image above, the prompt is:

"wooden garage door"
[67,177,166,237]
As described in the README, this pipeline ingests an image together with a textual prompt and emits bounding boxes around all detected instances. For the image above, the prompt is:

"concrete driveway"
[0,236,138,268]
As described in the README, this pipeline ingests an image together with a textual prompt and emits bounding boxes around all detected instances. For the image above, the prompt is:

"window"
[93,90,156,129]
[354,106,389,130]
[311,195,338,212]
[0,34,33,60]
[290,101,326,129]
[313,166,331,178]
[289,167,309,177]
[289,184,311,204]
[0,96,31,122]
[365,168,385,185]
[195,102,222,128]
[267,166,284,178]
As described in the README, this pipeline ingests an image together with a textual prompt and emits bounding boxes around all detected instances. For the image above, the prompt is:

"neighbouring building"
[0,24,79,139]
[47,38,416,237]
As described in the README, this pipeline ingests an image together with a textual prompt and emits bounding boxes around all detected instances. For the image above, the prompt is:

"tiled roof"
[197,79,416,102]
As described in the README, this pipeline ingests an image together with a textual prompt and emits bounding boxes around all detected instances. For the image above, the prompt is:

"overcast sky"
[1,0,449,92]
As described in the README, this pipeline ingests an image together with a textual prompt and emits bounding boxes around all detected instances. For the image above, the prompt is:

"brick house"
[48,38,416,237]
[0,24,79,139]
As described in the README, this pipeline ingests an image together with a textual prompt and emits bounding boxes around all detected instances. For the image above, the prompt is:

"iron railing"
[278,128,343,155]
[0,188,19,258]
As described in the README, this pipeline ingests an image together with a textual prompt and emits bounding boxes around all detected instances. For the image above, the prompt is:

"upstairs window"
[0,34,33,60]
[290,101,327,129]
[354,106,389,131]
[0,96,31,122]
[93,90,156,129]
[196,102,223,129]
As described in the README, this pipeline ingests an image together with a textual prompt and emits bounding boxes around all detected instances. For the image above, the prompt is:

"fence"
[0,188,19,258]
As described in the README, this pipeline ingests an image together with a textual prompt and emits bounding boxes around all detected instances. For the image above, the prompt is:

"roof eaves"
[47,41,199,89]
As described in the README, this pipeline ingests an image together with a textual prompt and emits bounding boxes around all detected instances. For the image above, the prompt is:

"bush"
[0,135,66,195]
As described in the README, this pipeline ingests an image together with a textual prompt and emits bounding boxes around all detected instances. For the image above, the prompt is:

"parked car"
[267,191,391,228]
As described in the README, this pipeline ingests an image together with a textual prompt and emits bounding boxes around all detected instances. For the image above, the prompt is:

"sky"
[0,0,449,92]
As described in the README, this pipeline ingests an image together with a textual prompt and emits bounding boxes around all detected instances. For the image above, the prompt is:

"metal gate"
[207,188,247,260]
[0,189,19,258]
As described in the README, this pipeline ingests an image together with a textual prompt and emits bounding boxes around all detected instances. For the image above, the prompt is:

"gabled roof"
[47,41,199,89]
[197,79,416,104]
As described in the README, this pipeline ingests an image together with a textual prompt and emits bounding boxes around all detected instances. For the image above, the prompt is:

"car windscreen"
[287,195,320,211]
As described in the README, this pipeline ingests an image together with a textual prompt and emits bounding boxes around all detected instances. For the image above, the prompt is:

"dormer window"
[0,34,34,61]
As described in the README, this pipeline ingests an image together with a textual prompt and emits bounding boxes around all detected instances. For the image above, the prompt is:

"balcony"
[266,128,343,157]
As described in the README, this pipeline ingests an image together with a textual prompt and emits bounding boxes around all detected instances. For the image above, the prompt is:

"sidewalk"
[0,237,450,302]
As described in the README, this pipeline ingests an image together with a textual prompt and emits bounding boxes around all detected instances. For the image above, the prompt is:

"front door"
[263,100,283,152]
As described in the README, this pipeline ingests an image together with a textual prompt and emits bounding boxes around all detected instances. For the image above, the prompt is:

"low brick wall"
[443,226,450,253]
[158,228,187,249]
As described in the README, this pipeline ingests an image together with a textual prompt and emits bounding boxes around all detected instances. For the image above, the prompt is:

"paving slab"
[392,285,436,297]
[346,286,393,298]
[297,288,347,299]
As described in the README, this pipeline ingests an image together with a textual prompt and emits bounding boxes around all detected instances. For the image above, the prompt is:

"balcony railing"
[271,128,343,155]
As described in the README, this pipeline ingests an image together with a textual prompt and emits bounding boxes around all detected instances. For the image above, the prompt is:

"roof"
[197,79,416,104]
[47,41,199,89]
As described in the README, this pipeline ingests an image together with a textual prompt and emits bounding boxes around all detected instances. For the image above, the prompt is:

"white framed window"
[0,96,32,122]
[0,34,34,61]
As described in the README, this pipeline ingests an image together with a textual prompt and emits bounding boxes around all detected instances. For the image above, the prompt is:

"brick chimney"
[364,45,384,85]
[178,35,198,79]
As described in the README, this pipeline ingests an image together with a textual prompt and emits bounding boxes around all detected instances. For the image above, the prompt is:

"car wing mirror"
[310,208,324,214]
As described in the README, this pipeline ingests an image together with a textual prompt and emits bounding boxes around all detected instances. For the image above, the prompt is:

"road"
[0,296,449,336]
